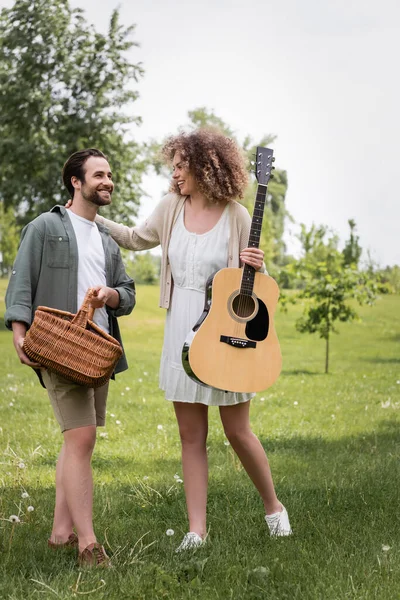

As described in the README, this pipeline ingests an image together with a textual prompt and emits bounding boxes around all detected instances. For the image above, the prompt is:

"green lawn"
[0,280,399,599]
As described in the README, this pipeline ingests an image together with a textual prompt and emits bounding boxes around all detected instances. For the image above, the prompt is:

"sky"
[2,0,399,265]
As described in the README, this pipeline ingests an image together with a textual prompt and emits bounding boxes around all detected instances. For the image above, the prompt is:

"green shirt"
[5,205,135,375]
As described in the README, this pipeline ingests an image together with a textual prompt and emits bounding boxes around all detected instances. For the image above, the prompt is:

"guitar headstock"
[255,146,275,186]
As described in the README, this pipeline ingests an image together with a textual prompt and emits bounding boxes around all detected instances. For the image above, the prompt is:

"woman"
[96,129,292,550]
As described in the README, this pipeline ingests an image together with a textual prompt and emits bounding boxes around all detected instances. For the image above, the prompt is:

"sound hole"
[232,294,256,318]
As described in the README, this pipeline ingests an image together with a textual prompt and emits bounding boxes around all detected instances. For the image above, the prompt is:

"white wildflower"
[125,387,131,391]
[9,402,14,407]
[176,478,183,484]
[396,381,400,385]
[21,492,29,499]
[157,424,163,431]
[121,392,125,396]
[260,397,265,402]
[143,372,148,376]
[9,515,20,523]
[173,474,180,480]
[381,400,391,409]
[224,440,230,446]
[138,378,143,383]
[382,544,391,552]
[116,420,121,425]
[110,413,115,418]
[294,401,298,406]
[27,506,34,512]
[18,462,26,469]
[99,432,108,438]
[166,529,174,536]
[143,476,149,480]
[142,397,146,403]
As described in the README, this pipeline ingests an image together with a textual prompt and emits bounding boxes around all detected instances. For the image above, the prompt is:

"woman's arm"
[96,214,160,251]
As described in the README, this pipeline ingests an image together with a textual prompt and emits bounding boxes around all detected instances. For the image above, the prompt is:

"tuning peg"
[269,173,274,179]
[272,166,276,170]
[272,157,275,162]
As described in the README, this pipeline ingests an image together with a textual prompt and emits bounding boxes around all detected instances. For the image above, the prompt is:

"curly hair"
[161,128,248,203]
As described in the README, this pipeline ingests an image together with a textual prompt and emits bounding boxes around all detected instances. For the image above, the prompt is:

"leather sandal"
[48,532,79,549]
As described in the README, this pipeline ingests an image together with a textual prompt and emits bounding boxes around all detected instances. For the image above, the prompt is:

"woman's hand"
[65,199,73,209]
[240,247,264,271]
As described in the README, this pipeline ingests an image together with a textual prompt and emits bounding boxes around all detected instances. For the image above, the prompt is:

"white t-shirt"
[67,209,109,333]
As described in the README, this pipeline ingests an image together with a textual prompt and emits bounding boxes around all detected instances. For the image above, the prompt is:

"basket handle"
[71,288,96,328]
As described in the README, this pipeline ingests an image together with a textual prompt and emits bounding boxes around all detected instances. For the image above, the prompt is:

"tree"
[146,107,290,271]
[375,264,400,294]
[0,0,146,225]
[0,202,19,276]
[125,251,160,285]
[342,219,362,267]
[287,221,387,373]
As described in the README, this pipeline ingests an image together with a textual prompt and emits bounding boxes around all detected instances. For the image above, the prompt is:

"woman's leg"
[173,402,209,538]
[219,401,282,514]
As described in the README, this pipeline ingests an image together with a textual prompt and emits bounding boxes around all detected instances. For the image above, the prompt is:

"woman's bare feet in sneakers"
[265,506,292,536]
[175,532,205,553]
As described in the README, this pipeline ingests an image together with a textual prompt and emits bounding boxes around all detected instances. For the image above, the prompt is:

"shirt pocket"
[46,235,70,268]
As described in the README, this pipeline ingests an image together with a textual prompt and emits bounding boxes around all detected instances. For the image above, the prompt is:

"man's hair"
[62,148,108,198]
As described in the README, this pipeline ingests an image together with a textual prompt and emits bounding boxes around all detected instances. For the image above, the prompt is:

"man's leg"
[62,425,97,552]
[49,443,75,544]
[41,370,108,551]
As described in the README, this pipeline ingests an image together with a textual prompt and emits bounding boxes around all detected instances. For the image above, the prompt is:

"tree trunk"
[325,333,329,374]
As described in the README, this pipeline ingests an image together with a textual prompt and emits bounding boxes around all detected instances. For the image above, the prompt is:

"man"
[5,148,135,567]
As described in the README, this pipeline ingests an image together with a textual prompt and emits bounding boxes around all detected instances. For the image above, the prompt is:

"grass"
[0,279,399,599]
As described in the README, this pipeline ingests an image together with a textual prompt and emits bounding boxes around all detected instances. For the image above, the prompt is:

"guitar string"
[238,184,265,337]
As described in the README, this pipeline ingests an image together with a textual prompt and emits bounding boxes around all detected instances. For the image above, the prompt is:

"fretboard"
[240,184,267,296]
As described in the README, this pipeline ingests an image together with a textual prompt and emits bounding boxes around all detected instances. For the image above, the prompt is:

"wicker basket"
[23,288,123,388]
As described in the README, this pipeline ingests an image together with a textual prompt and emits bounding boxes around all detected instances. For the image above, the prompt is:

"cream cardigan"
[96,193,262,309]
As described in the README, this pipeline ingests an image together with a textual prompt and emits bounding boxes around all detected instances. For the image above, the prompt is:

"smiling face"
[172,152,198,196]
[72,156,114,207]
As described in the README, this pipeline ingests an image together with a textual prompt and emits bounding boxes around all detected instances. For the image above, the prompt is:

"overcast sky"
[2,0,399,265]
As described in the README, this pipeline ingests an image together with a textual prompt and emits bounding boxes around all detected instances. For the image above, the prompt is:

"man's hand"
[12,322,41,368]
[240,247,265,271]
[90,286,120,310]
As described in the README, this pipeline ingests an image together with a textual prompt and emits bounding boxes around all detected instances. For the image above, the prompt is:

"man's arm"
[5,221,44,329]
[5,221,44,367]
[104,244,136,317]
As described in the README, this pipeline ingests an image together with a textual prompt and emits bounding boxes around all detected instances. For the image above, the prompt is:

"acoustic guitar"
[181,146,281,393]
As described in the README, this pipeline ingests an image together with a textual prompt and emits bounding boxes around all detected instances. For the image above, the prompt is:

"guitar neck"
[240,184,267,296]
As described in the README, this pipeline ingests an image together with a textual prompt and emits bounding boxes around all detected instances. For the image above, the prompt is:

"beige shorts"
[41,369,109,433]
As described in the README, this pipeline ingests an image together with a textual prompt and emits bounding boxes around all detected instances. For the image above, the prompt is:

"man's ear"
[71,176,81,191]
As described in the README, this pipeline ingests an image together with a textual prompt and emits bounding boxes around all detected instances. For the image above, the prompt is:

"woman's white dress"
[159,204,253,406]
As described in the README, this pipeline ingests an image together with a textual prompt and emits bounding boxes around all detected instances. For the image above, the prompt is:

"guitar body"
[183,267,282,393]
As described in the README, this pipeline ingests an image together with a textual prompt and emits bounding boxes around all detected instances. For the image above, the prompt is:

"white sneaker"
[175,532,205,553]
[265,506,292,537]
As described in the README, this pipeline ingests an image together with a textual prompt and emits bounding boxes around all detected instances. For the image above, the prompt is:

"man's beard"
[82,186,112,207]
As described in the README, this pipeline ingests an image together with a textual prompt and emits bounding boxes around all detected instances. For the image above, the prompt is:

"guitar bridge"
[220,335,256,349]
